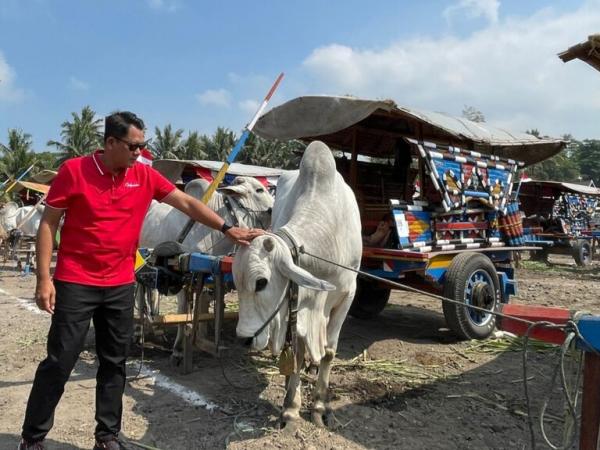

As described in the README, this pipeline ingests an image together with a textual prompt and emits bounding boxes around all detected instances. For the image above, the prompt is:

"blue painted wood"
[577,315,600,352]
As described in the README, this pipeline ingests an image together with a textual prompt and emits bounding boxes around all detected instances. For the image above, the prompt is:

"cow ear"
[280,260,336,291]
[218,184,248,196]
[263,237,275,252]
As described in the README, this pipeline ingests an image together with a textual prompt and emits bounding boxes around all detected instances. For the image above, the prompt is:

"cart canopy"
[253,95,567,166]
[152,159,287,186]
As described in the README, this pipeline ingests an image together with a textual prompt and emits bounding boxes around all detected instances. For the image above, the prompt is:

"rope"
[296,245,597,448]
[298,246,538,327]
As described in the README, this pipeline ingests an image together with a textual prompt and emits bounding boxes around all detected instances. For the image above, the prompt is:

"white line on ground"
[0,287,41,314]
[0,285,219,411]
[127,364,218,410]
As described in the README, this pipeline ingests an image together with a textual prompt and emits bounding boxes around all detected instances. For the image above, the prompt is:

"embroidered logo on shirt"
[125,182,140,188]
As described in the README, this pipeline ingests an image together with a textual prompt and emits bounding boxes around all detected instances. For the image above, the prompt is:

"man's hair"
[104,111,145,142]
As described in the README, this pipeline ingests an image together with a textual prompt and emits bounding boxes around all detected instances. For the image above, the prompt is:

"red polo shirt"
[46,150,176,286]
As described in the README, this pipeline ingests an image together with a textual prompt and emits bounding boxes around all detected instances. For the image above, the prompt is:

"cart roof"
[520,179,600,196]
[253,95,567,166]
[152,159,288,184]
[10,180,51,194]
[558,34,600,73]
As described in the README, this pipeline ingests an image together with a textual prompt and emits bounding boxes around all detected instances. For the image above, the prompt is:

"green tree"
[199,127,236,161]
[239,134,303,169]
[47,105,103,164]
[574,139,600,185]
[462,105,485,123]
[0,129,37,179]
[150,124,184,159]
[178,131,207,160]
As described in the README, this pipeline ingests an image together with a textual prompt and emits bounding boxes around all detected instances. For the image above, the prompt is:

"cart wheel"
[348,277,391,320]
[442,252,501,340]
[572,239,592,267]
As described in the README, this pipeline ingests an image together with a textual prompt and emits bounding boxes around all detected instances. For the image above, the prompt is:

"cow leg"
[170,291,186,365]
[281,339,305,431]
[312,289,356,427]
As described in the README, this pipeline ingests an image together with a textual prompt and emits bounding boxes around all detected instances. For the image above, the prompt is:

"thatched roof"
[558,34,600,73]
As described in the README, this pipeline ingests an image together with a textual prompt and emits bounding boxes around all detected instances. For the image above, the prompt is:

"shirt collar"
[92,149,129,179]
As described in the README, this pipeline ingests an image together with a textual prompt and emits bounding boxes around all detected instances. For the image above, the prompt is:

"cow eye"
[255,278,268,292]
[256,188,265,193]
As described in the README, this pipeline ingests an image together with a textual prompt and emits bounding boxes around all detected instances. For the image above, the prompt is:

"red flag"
[137,148,153,166]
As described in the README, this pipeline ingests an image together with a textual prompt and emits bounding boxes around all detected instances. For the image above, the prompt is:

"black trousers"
[22,281,136,442]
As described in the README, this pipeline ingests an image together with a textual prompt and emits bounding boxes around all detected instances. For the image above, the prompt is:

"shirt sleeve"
[45,162,75,209]
[149,167,177,201]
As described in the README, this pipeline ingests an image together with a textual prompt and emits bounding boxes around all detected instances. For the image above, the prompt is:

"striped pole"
[177,72,284,243]
[1,163,36,194]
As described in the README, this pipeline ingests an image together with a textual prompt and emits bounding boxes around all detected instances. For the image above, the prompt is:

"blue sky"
[0,0,598,151]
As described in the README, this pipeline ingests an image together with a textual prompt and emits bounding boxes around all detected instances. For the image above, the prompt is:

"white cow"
[139,176,274,361]
[0,201,44,237]
[233,141,362,428]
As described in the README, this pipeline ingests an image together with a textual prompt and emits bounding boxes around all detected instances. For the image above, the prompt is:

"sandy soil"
[0,253,597,450]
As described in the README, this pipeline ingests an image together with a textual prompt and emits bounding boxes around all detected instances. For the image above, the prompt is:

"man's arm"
[35,206,64,314]
[161,189,264,245]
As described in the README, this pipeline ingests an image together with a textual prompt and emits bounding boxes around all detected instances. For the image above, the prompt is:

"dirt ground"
[1,253,598,450]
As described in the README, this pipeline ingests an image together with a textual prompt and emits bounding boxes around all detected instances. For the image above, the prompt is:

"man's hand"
[35,278,56,314]
[225,227,265,246]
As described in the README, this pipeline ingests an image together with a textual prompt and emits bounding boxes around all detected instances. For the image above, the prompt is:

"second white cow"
[139,176,274,360]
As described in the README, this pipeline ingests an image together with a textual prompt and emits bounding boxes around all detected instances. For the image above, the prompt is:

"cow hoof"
[311,411,326,428]
[170,353,183,367]
[280,419,300,435]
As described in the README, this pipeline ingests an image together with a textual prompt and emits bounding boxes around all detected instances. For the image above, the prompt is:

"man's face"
[106,126,146,169]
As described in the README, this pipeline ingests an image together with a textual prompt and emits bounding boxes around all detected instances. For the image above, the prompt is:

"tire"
[442,252,501,340]
[572,239,592,267]
[348,277,391,320]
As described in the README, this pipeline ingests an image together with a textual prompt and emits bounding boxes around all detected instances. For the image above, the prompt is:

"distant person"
[19,111,263,450]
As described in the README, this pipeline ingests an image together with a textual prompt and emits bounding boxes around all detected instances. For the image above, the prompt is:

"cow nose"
[255,278,268,292]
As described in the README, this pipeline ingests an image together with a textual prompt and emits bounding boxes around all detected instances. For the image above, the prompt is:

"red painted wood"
[498,304,571,345]
[580,352,600,450]
[220,256,233,273]
[434,222,489,231]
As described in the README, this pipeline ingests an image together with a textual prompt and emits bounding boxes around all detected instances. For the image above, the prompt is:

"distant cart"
[253,95,567,339]
[520,180,600,266]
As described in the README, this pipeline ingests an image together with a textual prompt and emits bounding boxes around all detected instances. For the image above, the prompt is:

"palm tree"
[0,129,37,180]
[47,105,103,165]
[178,131,207,160]
[240,134,303,169]
[200,127,236,161]
[150,124,184,159]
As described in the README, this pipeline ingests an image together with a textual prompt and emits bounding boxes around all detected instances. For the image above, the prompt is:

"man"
[19,111,263,450]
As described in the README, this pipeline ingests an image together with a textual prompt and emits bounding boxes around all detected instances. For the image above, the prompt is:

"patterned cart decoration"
[407,138,523,214]
[392,140,526,252]
[555,194,599,235]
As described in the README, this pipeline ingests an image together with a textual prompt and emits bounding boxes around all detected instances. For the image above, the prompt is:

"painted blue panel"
[187,253,221,274]
[487,167,510,187]
[498,271,516,300]
[433,159,461,180]
[425,267,447,283]
[576,315,600,352]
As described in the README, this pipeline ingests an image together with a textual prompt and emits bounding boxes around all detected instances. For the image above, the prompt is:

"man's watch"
[220,222,233,234]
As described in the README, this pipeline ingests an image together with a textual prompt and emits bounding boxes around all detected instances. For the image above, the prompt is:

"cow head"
[233,234,335,355]
[218,177,274,229]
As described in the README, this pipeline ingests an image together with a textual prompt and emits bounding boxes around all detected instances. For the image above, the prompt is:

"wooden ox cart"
[520,179,600,266]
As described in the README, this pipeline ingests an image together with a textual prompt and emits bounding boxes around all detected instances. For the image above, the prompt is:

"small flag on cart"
[137,148,154,166]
